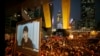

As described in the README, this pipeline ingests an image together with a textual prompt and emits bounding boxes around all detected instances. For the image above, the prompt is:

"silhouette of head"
[23,26,28,38]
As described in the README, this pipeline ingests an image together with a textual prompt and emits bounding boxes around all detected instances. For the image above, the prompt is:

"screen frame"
[15,17,42,56]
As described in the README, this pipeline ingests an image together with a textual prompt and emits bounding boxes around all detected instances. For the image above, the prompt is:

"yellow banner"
[62,0,70,29]
[43,3,51,28]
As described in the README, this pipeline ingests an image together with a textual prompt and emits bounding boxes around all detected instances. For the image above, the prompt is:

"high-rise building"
[56,11,63,29]
[81,0,95,29]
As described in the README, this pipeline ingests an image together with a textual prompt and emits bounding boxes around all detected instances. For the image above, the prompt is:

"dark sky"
[52,0,61,28]
[70,0,81,21]
[52,0,100,28]
[52,0,81,28]
[95,0,100,23]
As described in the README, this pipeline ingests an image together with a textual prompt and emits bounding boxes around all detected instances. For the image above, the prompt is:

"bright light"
[68,34,74,39]
[90,30,97,36]
[52,29,56,32]
[68,26,72,30]
[70,18,73,24]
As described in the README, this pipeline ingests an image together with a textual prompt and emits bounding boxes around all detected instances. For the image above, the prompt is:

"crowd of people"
[40,31,100,56]
[5,32,15,56]
[4,28,100,56]
[4,28,16,56]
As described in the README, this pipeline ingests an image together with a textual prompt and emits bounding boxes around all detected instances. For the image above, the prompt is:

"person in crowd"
[5,33,12,56]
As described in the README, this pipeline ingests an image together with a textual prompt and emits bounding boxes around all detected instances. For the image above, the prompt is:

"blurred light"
[14,13,17,17]
[78,34,83,38]
[90,30,97,36]
[68,26,72,30]
[29,17,32,19]
[52,29,56,32]
[24,10,28,14]
[17,15,20,17]
[70,18,73,24]
[45,35,48,38]
[49,3,52,5]
[68,34,74,39]
[52,17,54,25]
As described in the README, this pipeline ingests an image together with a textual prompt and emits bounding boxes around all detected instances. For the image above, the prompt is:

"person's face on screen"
[23,31,28,39]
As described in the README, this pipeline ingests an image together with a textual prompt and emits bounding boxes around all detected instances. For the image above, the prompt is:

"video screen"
[16,21,40,52]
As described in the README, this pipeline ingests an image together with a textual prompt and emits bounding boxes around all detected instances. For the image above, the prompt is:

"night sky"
[52,0,62,28]
[95,0,100,23]
[52,0,100,28]
[52,0,81,28]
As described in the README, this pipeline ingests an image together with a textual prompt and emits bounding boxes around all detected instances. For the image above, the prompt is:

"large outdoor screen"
[16,19,41,56]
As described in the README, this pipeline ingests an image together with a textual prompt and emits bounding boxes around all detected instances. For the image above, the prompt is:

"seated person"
[21,26,34,50]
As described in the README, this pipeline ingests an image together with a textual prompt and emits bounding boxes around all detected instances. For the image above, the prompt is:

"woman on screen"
[21,26,34,50]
